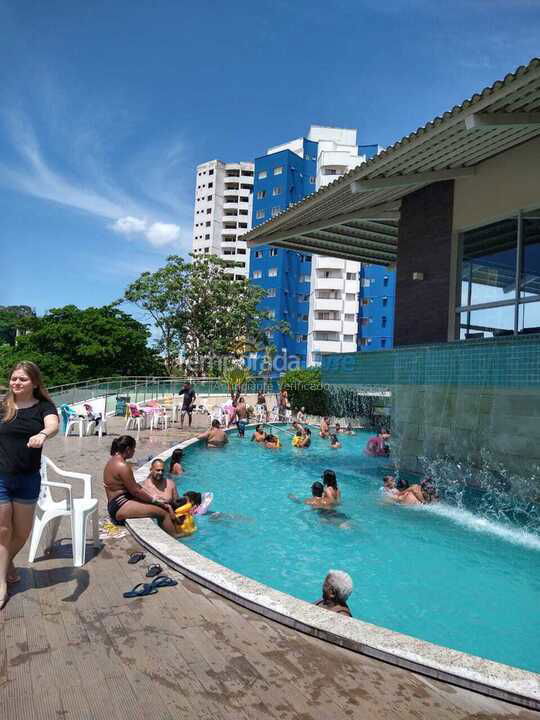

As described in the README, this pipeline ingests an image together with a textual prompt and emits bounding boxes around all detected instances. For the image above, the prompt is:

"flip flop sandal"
[128,551,146,564]
[123,583,158,599]
[149,575,178,589]
[146,564,162,578]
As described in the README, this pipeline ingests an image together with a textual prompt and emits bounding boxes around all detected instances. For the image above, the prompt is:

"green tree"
[124,254,288,376]
[0,306,35,346]
[123,256,189,374]
[0,305,165,387]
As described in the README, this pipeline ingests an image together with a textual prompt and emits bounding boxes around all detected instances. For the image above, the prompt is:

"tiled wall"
[322,333,540,388]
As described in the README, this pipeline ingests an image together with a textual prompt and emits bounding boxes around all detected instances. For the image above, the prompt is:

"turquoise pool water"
[172,428,540,673]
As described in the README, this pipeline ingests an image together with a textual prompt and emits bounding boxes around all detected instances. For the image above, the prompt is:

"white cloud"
[0,103,192,252]
[111,216,148,235]
[145,222,181,247]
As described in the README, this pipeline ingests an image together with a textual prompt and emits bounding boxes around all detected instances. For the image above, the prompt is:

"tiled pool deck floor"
[1,416,537,719]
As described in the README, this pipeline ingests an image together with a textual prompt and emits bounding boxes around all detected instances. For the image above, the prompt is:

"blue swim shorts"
[0,471,42,505]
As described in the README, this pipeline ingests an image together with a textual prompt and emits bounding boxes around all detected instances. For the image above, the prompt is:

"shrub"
[280,367,329,416]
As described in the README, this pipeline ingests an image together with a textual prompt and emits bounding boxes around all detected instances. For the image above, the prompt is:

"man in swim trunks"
[288,481,327,506]
[320,417,330,438]
[198,419,228,447]
[236,396,248,437]
[251,424,266,443]
[178,382,196,429]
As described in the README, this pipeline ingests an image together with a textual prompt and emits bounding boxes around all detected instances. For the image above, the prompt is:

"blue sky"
[1,0,539,316]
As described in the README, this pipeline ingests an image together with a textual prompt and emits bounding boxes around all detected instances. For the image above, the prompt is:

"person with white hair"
[315,569,353,617]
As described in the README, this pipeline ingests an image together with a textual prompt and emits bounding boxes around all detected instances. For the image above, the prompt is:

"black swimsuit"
[107,493,131,525]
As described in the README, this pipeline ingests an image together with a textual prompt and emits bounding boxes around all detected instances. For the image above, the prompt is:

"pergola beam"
[465,112,540,130]
[246,203,400,246]
[274,239,395,265]
[350,166,476,192]
[280,233,397,260]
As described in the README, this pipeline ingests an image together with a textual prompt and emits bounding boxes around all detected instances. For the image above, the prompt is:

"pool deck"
[1,415,538,719]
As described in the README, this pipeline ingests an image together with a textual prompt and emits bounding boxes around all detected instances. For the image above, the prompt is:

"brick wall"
[394,181,454,346]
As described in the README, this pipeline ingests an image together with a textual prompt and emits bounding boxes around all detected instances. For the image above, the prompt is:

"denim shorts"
[0,471,42,505]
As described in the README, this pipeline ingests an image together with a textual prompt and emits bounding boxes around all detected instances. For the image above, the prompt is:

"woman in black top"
[0,361,58,608]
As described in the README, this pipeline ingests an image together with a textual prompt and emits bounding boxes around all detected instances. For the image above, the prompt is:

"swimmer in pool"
[329,434,341,449]
[251,424,266,443]
[288,481,327,507]
[322,469,341,505]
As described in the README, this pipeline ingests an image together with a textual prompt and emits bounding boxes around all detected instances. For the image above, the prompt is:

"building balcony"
[345,280,359,294]
[315,256,345,270]
[312,319,342,332]
[344,300,359,314]
[310,339,341,353]
[315,277,344,290]
[342,321,358,334]
[314,298,342,312]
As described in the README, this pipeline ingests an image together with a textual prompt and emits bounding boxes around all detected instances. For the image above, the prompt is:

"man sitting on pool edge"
[314,570,353,617]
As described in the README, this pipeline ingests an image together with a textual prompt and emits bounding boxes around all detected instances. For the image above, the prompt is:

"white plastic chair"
[65,415,85,437]
[29,456,99,568]
[84,399,108,438]
[125,404,145,432]
[151,407,169,431]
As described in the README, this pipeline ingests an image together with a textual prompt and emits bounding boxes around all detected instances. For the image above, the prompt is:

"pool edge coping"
[127,429,540,712]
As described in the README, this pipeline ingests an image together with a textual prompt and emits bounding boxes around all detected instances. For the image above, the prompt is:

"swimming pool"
[171,427,540,674]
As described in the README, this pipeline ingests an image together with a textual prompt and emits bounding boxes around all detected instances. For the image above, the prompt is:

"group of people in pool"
[382,475,439,505]
[103,436,205,538]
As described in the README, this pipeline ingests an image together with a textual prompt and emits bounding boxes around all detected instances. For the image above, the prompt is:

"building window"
[457,212,540,339]
[256,190,266,200]
[273,166,283,175]
[206,208,211,214]
[300,274,310,283]
[207,195,213,201]
[255,250,263,258]
[343,334,353,342]
[256,210,265,220]
[361,278,372,288]
[346,272,356,280]
[272,186,282,196]
[268,268,278,277]
[209,169,214,175]
[382,316,387,328]
[345,293,355,301]
[345,314,355,321]
[270,248,278,256]
[271,207,280,218]
[268,310,276,319]
[258,170,268,179]
[381,338,386,348]
[267,287,276,297]
[309,176,316,184]
[208,182,213,188]
[253,270,262,279]
[383,276,389,287]
[382,297,388,307]
[205,234,210,240]
[204,247,209,253]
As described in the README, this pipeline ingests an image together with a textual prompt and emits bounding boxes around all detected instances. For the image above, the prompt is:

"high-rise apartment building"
[191,159,254,278]
[249,126,390,370]
[358,265,396,350]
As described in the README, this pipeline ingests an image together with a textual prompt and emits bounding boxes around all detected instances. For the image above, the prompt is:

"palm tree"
[221,365,253,398]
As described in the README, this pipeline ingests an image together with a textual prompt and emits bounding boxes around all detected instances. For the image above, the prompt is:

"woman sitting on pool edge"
[103,436,177,536]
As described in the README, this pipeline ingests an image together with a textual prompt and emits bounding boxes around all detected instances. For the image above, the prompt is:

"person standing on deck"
[178,382,196,429]
[0,362,59,609]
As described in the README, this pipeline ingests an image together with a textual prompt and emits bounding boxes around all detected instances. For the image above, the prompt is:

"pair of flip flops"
[123,575,178,598]
[127,554,161,577]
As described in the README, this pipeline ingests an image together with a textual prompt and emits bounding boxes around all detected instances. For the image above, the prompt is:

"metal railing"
[49,376,281,413]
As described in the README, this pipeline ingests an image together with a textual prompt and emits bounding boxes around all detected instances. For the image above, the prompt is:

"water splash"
[421,502,540,552]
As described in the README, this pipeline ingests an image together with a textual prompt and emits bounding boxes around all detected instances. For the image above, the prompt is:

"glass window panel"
[520,215,540,299]
[518,300,540,334]
[460,217,517,306]
[459,305,515,340]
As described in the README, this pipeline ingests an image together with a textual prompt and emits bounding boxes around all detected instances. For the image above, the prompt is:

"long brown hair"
[1,361,53,422]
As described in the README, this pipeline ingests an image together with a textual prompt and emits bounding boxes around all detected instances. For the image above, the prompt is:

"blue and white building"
[249,126,393,370]
[359,264,396,350]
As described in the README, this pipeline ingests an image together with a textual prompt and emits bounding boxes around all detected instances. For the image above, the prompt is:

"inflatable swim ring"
[174,501,197,535]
